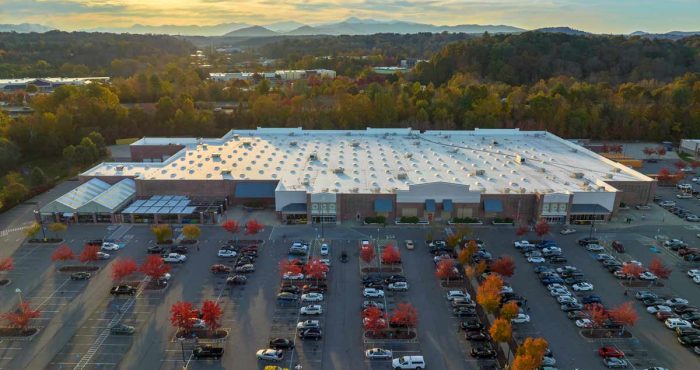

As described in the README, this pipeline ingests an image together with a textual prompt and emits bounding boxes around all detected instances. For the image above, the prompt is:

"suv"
[110,285,136,296]
[391,355,425,369]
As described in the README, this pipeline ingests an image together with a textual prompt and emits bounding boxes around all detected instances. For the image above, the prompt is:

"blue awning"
[281,203,307,213]
[443,199,453,212]
[234,181,277,198]
[484,199,503,213]
[425,199,436,212]
[374,198,393,212]
[570,204,610,214]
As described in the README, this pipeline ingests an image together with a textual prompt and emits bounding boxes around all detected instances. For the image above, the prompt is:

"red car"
[210,264,232,274]
[656,311,679,321]
[598,346,625,358]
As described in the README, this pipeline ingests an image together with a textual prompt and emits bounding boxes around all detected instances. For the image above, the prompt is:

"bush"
[399,216,420,224]
[493,217,514,224]
[452,217,480,223]
[364,216,387,224]
[244,201,265,209]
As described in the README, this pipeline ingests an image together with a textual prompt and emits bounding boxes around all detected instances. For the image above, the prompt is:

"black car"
[465,330,490,341]
[299,328,322,340]
[362,275,384,284]
[192,345,224,359]
[453,307,477,317]
[642,298,665,307]
[147,245,165,254]
[70,272,91,280]
[238,256,256,265]
[269,338,295,349]
[169,246,189,254]
[681,312,700,322]
[470,346,497,359]
[581,295,602,304]
[578,237,599,246]
[280,286,301,294]
[674,305,699,314]
[560,271,584,278]
[340,251,348,263]
[364,282,384,289]
[678,335,700,346]
[460,319,483,330]
[110,285,136,296]
[547,256,568,264]
[384,275,407,284]
[603,320,623,330]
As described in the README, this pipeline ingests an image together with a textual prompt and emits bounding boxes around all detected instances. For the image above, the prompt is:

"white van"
[392,355,425,369]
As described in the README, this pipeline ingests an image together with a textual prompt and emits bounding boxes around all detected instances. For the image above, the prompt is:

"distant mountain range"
[0,19,698,39]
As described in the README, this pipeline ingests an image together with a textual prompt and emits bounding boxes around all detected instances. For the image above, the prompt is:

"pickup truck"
[192,345,224,359]
[514,240,535,249]
[161,253,186,263]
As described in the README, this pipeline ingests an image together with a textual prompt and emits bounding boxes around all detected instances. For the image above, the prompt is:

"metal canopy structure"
[121,195,196,215]
[40,178,111,214]
[78,178,136,214]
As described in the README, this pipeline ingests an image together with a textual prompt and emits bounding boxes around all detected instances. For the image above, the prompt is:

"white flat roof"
[83,128,653,195]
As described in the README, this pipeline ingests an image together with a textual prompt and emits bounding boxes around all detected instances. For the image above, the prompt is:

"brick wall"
[130,144,185,162]
[135,179,233,199]
[605,180,657,206]
[337,193,396,222]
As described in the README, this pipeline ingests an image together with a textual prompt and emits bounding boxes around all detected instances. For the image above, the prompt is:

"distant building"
[680,139,700,159]
[209,69,336,82]
[372,67,410,75]
[0,77,110,93]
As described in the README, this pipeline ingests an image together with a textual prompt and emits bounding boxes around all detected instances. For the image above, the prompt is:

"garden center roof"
[77,178,136,214]
[40,178,113,214]
[121,195,197,215]
[82,128,653,195]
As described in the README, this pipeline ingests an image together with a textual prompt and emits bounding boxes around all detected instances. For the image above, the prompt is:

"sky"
[1,0,699,34]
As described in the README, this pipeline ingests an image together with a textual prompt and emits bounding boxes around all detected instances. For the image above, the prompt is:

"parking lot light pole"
[178,337,187,369]
[15,288,23,306]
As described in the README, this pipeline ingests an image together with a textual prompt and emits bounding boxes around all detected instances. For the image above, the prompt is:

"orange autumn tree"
[491,255,516,277]
[489,318,513,352]
[648,257,672,280]
[476,274,504,314]
[78,244,100,263]
[381,244,401,264]
[500,301,520,320]
[608,302,638,334]
[513,337,549,370]
[1,302,40,332]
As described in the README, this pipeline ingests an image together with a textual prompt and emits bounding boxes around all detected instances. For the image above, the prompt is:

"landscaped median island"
[359,239,418,341]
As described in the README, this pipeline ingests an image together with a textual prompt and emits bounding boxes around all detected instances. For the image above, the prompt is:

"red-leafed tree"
[51,244,74,264]
[516,225,529,236]
[279,258,303,276]
[534,220,550,237]
[200,299,222,334]
[657,167,671,182]
[78,245,100,263]
[245,219,263,235]
[0,257,14,272]
[1,302,40,332]
[674,160,687,171]
[584,303,608,333]
[140,255,171,285]
[642,147,656,159]
[608,302,638,334]
[381,244,401,264]
[303,257,329,281]
[435,259,458,282]
[170,301,198,334]
[390,303,418,333]
[692,161,700,170]
[648,257,672,280]
[621,263,644,281]
[360,245,376,265]
[221,220,240,235]
[111,258,138,282]
[362,306,387,334]
[491,255,516,277]
[656,147,667,157]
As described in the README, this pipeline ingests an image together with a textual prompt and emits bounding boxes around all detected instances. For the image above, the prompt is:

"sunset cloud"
[1,0,698,33]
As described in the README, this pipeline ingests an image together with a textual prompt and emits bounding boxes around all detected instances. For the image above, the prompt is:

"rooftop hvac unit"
[474,169,485,176]
[309,153,318,160]
[290,141,297,146]
[604,174,613,179]
[503,188,511,194]
[350,187,359,193]
[520,188,527,194]
[413,141,420,146]
[221,170,231,175]
[515,155,525,164]
[571,172,584,179]
[570,148,578,153]
[397,172,408,180]
[288,132,295,136]
[612,168,621,173]
[212,153,221,159]
[538,167,546,173]
[302,178,310,185]
[233,134,240,140]
[371,187,381,193]
[116,165,124,171]
[201,144,208,150]
[351,141,359,147]
[405,153,413,158]
[333,167,344,174]
[448,148,459,153]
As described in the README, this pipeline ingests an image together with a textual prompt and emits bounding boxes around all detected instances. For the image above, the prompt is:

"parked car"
[465,330,490,341]
[578,237,600,246]
[210,264,232,274]
[110,285,136,296]
[300,304,323,315]
[677,335,700,346]
[110,323,135,335]
[301,293,324,302]
[256,349,283,362]
[146,245,165,254]
[392,355,426,369]
[446,290,469,301]
[598,346,625,358]
[388,282,409,291]
[277,292,298,303]
[101,242,120,251]
[603,357,629,368]
[665,318,692,329]
[365,348,393,360]
[572,282,594,292]
[268,338,295,349]
[560,227,576,235]
[298,328,322,340]
[217,249,237,258]
[363,288,385,298]
[586,244,605,252]
[96,252,110,260]
[647,305,673,314]
[470,346,497,359]
[385,275,407,284]
[363,301,385,310]
[511,313,531,323]
[612,241,625,253]
[666,298,690,306]
[70,272,91,280]
[235,264,255,273]
[169,245,189,254]
[635,291,658,300]
[453,306,477,317]
[162,253,186,263]
[283,272,305,280]
[320,243,330,256]
[192,345,224,359]
[460,318,483,330]
[226,275,247,285]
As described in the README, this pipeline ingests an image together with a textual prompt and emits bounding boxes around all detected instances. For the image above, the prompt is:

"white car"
[319,258,331,267]
[550,288,570,297]
[296,320,320,330]
[623,260,642,267]
[664,239,686,247]
[301,293,324,302]
[595,253,615,261]
[190,318,206,329]
[693,275,700,284]
[446,290,469,301]
[665,318,691,329]
[101,242,120,251]
[677,193,693,199]
[527,256,546,263]
[542,247,562,254]
[665,298,689,306]
[575,318,593,328]
[586,244,604,252]
[162,253,186,263]
[646,305,672,314]
[282,272,305,280]
[514,240,535,248]
[659,200,676,207]
[560,227,576,235]
[511,313,530,323]
[572,282,594,292]
[217,249,237,258]
[546,283,567,291]
[256,348,283,361]
[500,285,514,294]
[405,240,415,250]
[320,243,329,256]
[96,252,110,260]
[388,282,409,291]
[365,347,393,359]
[300,304,323,315]
[639,272,657,281]
[557,295,578,304]
[363,288,385,298]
